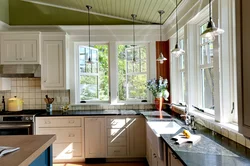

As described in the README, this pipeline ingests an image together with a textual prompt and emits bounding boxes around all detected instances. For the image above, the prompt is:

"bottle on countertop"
[2,96,5,112]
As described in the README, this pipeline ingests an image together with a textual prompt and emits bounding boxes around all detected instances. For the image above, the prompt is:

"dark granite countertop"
[140,111,250,166]
[35,109,250,165]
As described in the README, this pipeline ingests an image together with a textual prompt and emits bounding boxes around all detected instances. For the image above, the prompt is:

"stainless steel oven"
[0,110,41,135]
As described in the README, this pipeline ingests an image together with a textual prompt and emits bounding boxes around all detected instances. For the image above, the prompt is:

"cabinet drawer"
[108,147,127,156]
[36,118,81,127]
[108,137,127,146]
[107,128,127,138]
[37,128,82,143]
[106,118,126,128]
[53,143,82,158]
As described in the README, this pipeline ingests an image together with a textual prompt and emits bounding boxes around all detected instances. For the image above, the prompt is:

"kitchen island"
[0,135,56,166]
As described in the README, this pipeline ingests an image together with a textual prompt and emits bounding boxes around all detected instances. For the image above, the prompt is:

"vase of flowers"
[146,76,169,111]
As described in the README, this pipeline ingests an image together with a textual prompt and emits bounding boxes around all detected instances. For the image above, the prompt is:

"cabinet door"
[1,40,20,63]
[42,40,65,90]
[85,118,105,158]
[20,40,37,62]
[236,0,250,137]
[127,117,146,157]
[168,148,183,166]
[151,149,158,166]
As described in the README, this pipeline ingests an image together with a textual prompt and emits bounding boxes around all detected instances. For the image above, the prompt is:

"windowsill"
[189,110,239,133]
[70,102,154,106]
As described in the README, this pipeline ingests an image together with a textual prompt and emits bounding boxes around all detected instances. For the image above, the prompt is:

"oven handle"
[0,124,32,129]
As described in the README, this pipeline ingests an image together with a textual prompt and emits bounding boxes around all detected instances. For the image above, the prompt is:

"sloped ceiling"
[8,0,181,25]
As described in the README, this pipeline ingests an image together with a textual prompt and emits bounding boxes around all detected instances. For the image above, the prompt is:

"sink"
[146,121,182,160]
[147,121,182,136]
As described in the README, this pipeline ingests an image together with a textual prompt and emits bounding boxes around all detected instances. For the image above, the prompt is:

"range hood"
[0,64,41,78]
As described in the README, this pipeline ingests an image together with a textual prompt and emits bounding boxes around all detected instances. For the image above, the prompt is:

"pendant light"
[131,14,137,63]
[86,5,92,63]
[171,0,185,58]
[200,0,224,41]
[156,10,167,64]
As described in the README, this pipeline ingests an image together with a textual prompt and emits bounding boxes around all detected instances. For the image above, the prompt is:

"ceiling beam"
[21,0,149,24]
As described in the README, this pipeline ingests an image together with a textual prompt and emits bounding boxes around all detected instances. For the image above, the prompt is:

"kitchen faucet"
[180,106,196,130]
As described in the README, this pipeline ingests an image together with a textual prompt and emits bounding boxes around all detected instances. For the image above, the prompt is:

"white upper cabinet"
[0,32,40,64]
[41,33,68,90]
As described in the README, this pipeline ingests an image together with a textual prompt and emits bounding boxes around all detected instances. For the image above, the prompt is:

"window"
[117,44,148,102]
[77,44,109,103]
[199,23,215,115]
[178,39,186,103]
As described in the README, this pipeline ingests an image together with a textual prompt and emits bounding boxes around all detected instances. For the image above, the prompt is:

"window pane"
[118,44,148,101]
[201,68,214,110]
[79,45,109,101]
[127,75,147,100]
[80,75,98,100]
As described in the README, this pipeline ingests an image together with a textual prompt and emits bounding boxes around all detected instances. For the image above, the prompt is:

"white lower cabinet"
[84,117,106,158]
[168,148,183,166]
[106,116,146,158]
[35,117,84,162]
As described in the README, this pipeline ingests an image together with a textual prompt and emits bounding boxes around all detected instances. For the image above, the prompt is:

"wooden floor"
[53,162,147,166]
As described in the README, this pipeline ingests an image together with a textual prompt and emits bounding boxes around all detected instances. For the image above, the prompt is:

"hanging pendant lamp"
[171,0,185,58]
[86,5,92,63]
[131,14,137,63]
[200,0,224,41]
[156,10,167,64]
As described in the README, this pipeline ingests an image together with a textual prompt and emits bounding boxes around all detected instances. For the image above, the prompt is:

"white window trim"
[70,41,157,105]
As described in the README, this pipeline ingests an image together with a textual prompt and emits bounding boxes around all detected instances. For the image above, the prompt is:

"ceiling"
[8,0,181,25]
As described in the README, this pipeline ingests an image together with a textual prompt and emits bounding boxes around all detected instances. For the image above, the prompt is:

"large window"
[199,23,215,114]
[117,44,148,102]
[77,45,109,102]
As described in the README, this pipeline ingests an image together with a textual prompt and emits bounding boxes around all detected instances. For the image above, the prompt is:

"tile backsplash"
[0,78,155,111]
[0,78,69,110]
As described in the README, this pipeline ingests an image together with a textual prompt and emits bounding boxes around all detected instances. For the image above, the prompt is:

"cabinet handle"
[153,153,157,158]
[19,58,22,60]
[44,80,46,83]
[66,149,74,154]
[69,120,75,124]
[68,133,75,137]
[171,152,178,159]
[114,150,120,153]
[45,120,51,124]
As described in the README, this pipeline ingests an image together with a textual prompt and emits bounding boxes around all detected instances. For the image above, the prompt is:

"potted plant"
[146,76,169,111]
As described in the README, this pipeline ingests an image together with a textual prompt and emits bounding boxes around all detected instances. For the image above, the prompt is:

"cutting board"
[172,133,201,145]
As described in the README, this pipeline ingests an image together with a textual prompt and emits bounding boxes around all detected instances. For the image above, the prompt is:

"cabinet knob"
[45,120,51,124]
[68,133,75,137]
[44,80,46,83]
[114,150,120,153]
[171,152,178,159]
[19,58,22,60]
[69,120,75,124]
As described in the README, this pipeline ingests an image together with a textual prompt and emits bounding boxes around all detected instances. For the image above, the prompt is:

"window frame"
[116,42,151,104]
[74,42,110,104]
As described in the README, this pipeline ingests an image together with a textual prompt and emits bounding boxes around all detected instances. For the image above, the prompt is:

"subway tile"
[23,93,29,99]
[23,87,30,93]
[229,130,237,142]
[11,87,17,93]
[30,99,35,105]
[22,80,29,87]
[11,80,17,87]
[35,99,41,104]
[246,138,250,149]
[35,93,42,99]
[222,128,229,138]
[17,87,23,93]
[17,80,22,86]
[236,133,246,146]
[214,125,222,135]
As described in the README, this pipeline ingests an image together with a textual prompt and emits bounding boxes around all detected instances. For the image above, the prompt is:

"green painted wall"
[9,0,138,25]
[0,0,9,24]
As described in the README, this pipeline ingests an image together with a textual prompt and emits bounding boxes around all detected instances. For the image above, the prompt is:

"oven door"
[0,123,33,135]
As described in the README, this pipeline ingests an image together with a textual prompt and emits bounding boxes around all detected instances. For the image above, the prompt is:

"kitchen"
[0,0,250,166]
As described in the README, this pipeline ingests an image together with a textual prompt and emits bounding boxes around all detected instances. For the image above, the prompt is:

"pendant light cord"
[176,0,178,45]
[86,5,92,62]
[209,0,212,21]
[133,15,135,61]
[160,13,162,42]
